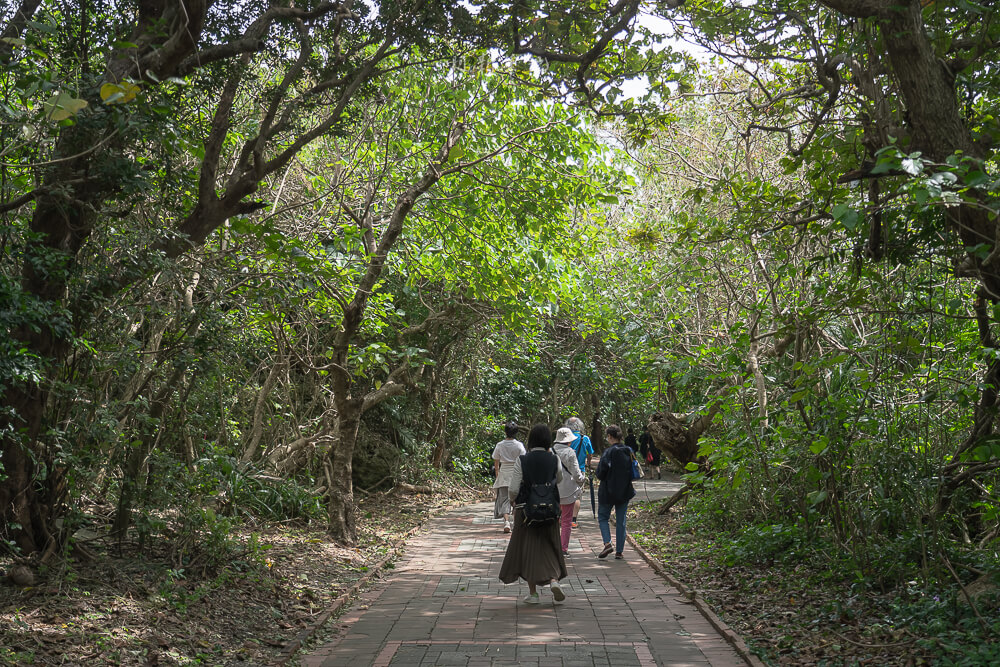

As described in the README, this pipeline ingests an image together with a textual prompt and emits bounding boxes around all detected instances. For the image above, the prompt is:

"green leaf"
[807,489,829,506]
[831,204,859,231]
[43,91,88,121]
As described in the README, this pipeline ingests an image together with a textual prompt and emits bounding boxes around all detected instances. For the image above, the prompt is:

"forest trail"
[301,485,752,666]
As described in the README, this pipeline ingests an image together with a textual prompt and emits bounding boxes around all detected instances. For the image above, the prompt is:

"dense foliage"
[3,0,1000,662]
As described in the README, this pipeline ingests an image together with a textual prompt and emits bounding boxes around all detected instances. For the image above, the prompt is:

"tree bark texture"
[0,127,102,553]
[647,403,722,472]
[325,395,361,545]
[818,0,1000,512]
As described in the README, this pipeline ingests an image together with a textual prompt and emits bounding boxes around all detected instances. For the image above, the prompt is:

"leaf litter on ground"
[629,501,952,666]
[0,484,482,666]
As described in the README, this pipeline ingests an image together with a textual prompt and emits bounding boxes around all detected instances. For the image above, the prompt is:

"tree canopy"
[3,2,1000,660]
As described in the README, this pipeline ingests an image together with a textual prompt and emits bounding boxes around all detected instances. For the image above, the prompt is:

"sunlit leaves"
[42,90,87,121]
[100,81,141,105]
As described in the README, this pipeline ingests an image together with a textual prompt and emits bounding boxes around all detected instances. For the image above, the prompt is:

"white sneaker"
[522,593,540,604]
[550,581,565,603]
[503,522,511,533]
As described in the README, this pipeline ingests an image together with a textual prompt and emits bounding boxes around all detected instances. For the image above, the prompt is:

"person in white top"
[492,422,526,533]
[552,427,586,555]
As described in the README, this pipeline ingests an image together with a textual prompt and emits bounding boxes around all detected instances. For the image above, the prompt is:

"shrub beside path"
[300,484,756,667]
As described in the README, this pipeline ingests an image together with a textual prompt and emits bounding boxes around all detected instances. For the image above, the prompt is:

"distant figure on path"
[492,422,526,533]
[595,424,636,560]
[499,423,568,604]
[624,427,638,455]
[564,416,593,528]
[639,425,661,479]
[552,427,586,556]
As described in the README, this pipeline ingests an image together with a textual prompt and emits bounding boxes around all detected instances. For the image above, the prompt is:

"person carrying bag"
[594,424,637,560]
[499,423,569,604]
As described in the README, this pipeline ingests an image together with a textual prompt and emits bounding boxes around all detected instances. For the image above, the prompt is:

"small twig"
[940,551,988,632]
[829,629,915,649]
[360,476,390,494]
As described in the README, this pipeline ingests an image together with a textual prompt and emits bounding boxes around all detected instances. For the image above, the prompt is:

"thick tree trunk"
[325,396,362,545]
[430,411,449,469]
[0,142,98,554]
[819,0,1000,515]
[875,3,1000,295]
[874,3,1000,509]
[647,403,722,472]
[0,394,63,555]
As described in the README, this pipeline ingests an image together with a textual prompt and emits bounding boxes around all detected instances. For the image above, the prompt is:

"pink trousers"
[559,503,574,552]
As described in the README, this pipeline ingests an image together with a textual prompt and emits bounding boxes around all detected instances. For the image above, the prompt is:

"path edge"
[626,533,767,667]
[272,495,478,666]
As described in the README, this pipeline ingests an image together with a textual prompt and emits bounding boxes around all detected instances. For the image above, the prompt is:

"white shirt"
[492,438,526,488]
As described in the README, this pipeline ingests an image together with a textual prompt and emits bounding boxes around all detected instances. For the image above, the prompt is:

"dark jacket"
[595,443,636,506]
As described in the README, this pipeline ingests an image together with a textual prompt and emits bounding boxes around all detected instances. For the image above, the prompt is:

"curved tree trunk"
[240,360,286,463]
[430,410,449,469]
[647,402,723,472]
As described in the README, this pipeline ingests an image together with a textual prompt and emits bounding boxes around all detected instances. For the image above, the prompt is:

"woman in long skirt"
[492,422,525,532]
[498,423,568,604]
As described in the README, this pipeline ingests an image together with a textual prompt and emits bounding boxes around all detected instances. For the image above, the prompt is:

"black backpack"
[518,450,560,526]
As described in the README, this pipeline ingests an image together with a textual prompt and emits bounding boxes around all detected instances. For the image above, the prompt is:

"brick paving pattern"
[302,497,748,667]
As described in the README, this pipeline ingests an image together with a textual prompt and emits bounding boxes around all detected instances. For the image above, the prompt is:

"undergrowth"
[631,497,1000,666]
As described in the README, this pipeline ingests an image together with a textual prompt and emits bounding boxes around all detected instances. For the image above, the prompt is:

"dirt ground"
[0,486,482,666]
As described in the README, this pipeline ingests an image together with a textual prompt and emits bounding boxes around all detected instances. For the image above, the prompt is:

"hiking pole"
[589,475,596,517]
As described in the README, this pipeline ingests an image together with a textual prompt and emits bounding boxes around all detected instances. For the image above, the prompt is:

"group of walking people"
[491,418,654,604]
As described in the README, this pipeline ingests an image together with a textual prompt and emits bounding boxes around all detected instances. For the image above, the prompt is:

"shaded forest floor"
[0,485,481,666]
[630,500,1000,666]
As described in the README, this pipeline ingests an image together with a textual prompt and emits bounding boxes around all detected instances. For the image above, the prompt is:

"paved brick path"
[302,499,748,667]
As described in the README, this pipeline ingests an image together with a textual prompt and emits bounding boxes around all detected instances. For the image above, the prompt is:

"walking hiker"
[498,423,569,604]
[552,427,586,556]
[624,427,638,455]
[492,422,526,533]
[564,416,593,528]
[595,424,636,560]
[638,425,661,479]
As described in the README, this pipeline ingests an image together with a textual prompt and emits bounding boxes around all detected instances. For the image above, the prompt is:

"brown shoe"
[615,553,624,560]
[598,544,614,559]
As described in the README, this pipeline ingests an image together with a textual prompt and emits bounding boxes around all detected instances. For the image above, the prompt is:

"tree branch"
[818,0,893,19]
[0,0,42,55]
[0,190,37,214]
